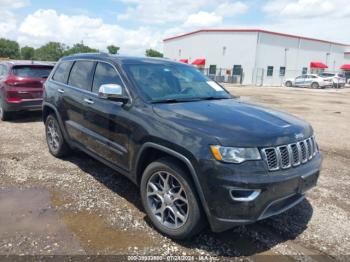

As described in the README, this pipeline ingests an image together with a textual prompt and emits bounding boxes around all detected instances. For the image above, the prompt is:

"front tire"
[140,158,204,239]
[45,114,70,157]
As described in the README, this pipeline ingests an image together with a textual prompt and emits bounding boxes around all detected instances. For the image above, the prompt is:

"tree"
[21,46,35,60]
[107,45,120,55]
[145,48,163,58]
[64,43,98,56]
[0,38,20,59]
[35,42,66,61]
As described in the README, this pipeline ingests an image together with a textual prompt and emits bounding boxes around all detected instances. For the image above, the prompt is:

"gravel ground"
[0,86,349,260]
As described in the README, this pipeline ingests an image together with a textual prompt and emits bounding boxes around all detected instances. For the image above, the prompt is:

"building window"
[279,67,286,76]
[302,67,308,75]
[267,66,274,77]
[233,65,242,76]
[209,65,216,75]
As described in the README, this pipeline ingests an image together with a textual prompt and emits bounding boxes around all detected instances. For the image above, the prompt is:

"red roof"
[310,62,328,69]
[163,29,350,47]
[179,59,188,63]
[340,64,350,70]
[192,59,205,66]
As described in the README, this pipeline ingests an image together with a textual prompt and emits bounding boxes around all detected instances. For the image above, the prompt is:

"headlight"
[210,146,261,163]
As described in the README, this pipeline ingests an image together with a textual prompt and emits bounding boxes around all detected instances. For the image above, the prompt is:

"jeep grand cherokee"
[43,53,322,239]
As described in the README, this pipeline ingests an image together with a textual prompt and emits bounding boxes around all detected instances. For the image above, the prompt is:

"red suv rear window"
[12,66,53,78]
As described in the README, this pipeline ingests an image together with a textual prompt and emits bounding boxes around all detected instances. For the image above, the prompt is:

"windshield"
[12,66,53,78]
[124,63,231,102]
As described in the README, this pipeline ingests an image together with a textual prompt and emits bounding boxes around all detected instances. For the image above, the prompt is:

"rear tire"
[311,82,319,89]
[140,157,205,239]
[45,114,70,157]
[285,81,292,87]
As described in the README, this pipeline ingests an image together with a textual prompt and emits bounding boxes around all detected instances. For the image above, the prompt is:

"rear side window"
[92,62,123,93]
[12,66,53,78]
[68,61,95,91]
[52,61,73,84]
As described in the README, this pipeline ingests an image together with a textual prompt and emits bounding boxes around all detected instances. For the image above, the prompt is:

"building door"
[255,68,264,86]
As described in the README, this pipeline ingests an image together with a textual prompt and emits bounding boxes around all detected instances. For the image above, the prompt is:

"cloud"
[183,11,222,27]
[0,0,30,9]
[263,0,350,18]
[17,9,161,55]
[260,0,350,44]
[117,0,208,24]
[215,1,249,17]
[0,0,30,38]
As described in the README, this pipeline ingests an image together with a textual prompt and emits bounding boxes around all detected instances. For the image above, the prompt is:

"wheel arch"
[135,142,212,221]
[42,102,70,142]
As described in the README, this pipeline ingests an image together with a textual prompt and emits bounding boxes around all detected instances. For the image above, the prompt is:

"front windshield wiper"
[151,98,202,104]
[198,96,231,101]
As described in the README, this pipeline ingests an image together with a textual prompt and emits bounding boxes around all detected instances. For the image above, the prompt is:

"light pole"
[326,52,330,66]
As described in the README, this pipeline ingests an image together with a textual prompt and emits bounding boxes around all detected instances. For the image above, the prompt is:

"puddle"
[50,189,155,253]
[62,212,154,253]
[0,188,84,255]
[0,187,155,255]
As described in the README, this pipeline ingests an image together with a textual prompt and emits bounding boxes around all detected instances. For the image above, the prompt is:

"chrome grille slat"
[261,136,319,172]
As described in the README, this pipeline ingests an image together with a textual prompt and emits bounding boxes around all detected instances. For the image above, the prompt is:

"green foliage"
[107,45,120,54]
[34,42,66,61]
[0,38,168,62]
[64,43,99,56]
[145,48,163,58]
[0,38,20,59]
[21,46,35,60]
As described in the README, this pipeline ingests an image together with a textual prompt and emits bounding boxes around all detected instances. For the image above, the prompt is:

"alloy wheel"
[47,118,60,152]
[147,171,189,229]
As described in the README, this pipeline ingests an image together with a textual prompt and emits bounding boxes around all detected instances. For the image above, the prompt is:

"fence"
[201,67,347,86]
[202,68,244,84]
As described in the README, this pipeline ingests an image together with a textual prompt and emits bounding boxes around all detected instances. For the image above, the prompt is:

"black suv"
[43,53,322,239]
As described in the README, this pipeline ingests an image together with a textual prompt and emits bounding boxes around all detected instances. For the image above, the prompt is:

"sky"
[1,0,350,55]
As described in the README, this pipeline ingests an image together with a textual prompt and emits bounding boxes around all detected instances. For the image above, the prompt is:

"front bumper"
[197,153,322,232]
[3,99,43,112]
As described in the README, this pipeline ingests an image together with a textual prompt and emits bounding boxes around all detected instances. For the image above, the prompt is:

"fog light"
[230,188,261,202]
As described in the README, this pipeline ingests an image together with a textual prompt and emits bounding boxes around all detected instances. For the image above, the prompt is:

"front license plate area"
[298,172,319,194]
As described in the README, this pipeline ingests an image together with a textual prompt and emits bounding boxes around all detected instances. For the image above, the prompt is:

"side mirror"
[98,84,129,104]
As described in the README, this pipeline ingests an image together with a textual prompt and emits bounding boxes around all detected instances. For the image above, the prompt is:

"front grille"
[261,136,319,171]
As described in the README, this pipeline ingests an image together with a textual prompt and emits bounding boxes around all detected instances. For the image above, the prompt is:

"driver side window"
[92,62,123,94]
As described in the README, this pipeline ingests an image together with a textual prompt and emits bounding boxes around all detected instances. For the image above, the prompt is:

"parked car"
[0,61,54,120]
[284,74,332,88]
[318,72,346,88]
[43,53,322,239]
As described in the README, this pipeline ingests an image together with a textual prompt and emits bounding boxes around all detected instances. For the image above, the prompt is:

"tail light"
[4,77,20,86]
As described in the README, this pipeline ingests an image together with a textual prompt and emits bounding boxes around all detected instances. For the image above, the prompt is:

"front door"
[81,61,131,171]
[295,75,305,86]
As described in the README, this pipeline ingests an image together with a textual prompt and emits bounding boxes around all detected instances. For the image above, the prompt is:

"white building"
[163,29,350,86]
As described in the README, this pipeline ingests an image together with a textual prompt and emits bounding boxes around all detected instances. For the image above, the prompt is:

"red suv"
[0,61,54,120]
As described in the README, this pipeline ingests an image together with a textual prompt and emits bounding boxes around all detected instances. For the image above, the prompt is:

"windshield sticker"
[207,81,224,91]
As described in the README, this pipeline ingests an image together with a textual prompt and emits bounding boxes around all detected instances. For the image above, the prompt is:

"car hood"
[152,99,312,147]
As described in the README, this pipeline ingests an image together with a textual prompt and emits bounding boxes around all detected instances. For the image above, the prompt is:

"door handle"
[57,88,64,94]
[83,98,94,105]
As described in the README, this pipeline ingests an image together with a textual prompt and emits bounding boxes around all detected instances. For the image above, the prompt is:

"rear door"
[61,60,96,147]
[80,61,130,170]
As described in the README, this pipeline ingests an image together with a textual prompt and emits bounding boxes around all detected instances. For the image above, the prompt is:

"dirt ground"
[0,86,349,260]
